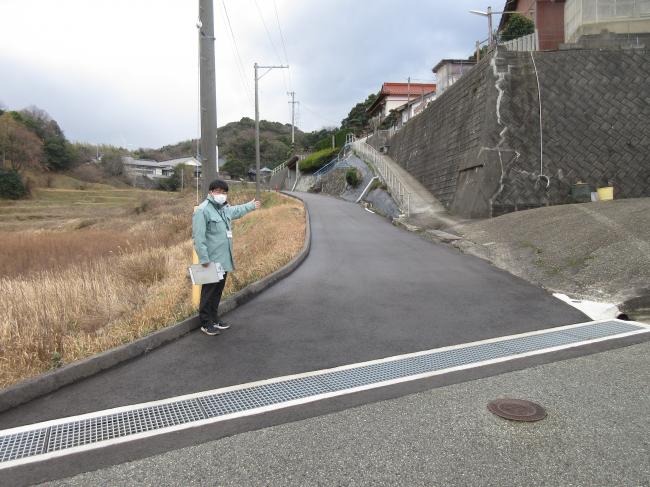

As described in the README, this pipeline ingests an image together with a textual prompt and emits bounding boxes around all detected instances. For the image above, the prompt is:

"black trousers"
[199,273,228,326]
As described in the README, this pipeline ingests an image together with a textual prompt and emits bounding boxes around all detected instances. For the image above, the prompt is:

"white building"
[432,59,476,96]
[367,82,437,128]
[565,0,650,43]
[122,156,202,179]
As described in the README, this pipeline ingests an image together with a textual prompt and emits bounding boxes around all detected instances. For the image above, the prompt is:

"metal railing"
[312,157,339,178]
[352,141,411,217]
[271,161,287,175]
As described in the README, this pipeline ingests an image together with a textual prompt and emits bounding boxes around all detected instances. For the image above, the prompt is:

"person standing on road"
[192,179,261,336]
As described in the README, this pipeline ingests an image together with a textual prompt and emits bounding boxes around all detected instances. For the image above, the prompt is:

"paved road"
[43,341,650,487]
[2,193,596,484]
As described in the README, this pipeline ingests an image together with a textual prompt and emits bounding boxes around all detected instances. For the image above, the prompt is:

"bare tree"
[0,113,44,171]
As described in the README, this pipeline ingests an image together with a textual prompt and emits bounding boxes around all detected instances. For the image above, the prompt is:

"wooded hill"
[135,117,338,179]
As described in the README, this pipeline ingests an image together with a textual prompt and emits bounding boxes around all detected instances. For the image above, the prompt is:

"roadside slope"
[454,198,650,315]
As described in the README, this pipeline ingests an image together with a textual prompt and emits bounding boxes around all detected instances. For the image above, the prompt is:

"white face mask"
[212,193,227,205]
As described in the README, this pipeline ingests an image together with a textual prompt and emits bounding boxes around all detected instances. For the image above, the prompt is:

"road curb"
[0,193,311,414]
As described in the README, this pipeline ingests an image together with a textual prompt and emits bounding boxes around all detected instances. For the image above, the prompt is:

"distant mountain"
[133,117,332,178]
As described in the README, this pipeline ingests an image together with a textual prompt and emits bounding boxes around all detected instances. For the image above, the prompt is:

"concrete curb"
[0,193,311,414]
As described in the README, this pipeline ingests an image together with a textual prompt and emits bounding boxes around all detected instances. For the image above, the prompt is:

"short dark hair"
[208,179,229,192]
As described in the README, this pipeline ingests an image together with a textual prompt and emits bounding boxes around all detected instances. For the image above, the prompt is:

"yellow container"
[597,186,614,201]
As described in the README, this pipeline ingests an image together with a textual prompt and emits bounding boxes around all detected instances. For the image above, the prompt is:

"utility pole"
[255,62,289,201]
[198,0,217,196]
[407,76,411,122]
[287,91,298,148]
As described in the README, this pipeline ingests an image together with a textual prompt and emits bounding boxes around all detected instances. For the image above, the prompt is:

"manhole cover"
[487,398,547,422]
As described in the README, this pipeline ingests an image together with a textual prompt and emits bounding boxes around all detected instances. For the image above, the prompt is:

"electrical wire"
[530,51,549,188]
[253,0,289,93]
[301,102,340,128]
[273,0,292,90]
[221,0,254,108]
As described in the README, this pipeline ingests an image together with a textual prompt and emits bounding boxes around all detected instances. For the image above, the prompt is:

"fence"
[501,31,539,51]
[352,141,411,217]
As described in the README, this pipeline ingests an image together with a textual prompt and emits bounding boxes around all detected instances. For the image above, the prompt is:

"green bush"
[0,169,29,199]
[345,168,361,188]
[298,147,339,173]
[500,13,535,41]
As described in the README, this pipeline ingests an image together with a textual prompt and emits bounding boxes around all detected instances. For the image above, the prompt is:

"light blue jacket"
[192,196,256,272]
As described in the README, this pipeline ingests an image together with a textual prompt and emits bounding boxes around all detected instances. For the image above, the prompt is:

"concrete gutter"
[0,193,311,414]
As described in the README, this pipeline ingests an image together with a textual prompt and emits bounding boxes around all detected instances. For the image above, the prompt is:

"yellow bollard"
[192,206,201,308]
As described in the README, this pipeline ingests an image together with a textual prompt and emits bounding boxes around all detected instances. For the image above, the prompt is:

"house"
[432,60,476,95]
[247,166,272,182]
[498,0,566,50]
[366,82,437,128]
[564,0,650,45]
[122,156,202,179]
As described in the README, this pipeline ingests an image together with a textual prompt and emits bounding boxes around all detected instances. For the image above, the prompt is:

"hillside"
[134,118,331,178]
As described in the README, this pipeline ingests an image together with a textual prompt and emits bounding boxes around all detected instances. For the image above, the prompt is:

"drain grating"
[0,319,647,468]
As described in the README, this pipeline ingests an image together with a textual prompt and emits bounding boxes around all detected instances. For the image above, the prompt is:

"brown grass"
[0,188,305,388]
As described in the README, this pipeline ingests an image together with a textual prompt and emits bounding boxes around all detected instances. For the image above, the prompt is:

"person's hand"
[253,200,261,210]
[202,263,210,268]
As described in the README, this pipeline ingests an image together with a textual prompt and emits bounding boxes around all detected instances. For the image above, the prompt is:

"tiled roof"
[380,82,436,97]
[367,82,437,114]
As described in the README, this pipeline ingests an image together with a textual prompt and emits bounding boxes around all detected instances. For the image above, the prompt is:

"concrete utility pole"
[255,62,289,201]
[406,76,411,122]
[198,0,217,196]
[288,91,298,145]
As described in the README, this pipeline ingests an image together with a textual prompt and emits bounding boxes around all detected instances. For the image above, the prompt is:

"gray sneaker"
[201,323,221,336]
[215,320,231,330]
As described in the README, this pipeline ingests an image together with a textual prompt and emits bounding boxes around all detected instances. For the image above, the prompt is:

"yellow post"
[192,206,201,308]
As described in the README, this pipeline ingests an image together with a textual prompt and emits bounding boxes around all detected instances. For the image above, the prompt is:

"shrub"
[500,13,535,41]
[346,168,361,188]
[298,147,339,173]
[0,168,29,199]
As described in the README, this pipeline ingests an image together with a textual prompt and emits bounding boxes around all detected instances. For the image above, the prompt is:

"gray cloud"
[0,0,500,147]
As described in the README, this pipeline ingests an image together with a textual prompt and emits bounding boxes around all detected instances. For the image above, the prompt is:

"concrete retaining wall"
[386,48,650,218]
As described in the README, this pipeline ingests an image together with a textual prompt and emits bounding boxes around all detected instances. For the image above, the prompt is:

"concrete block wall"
[386,48,650,219]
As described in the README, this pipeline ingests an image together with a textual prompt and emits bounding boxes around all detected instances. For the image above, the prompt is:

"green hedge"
[298,147,339,173]
[0,169,29,199]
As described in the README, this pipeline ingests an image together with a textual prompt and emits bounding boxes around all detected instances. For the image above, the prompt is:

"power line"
[253,0,282,63]
[221,0,254,108]
[253,0,289,93]
[301,103,341,128]
[273,0,292,89]
[273,0,289,64]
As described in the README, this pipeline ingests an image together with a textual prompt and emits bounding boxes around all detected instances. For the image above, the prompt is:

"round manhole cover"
[488,399,547,422]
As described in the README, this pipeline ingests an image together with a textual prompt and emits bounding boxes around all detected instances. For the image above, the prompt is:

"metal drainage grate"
[0,319,647,468]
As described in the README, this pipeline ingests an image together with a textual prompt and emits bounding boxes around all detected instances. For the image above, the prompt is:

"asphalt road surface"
[2,193,605,485]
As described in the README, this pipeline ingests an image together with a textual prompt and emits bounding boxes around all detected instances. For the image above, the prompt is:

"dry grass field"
[0,180,305,388]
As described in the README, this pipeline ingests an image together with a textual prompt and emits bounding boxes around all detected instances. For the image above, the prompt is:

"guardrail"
[271,161,287,175]
[352,141,410,217]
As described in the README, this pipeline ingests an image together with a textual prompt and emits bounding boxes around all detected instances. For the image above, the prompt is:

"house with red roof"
[366,82,436,128]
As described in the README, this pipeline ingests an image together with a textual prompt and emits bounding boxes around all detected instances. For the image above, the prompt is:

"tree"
[341,93,378,135]
[0,168,29,199]
[500,13,535,41]
[18,107,73,171]
[0,113,44,171]
[101,151,125,177]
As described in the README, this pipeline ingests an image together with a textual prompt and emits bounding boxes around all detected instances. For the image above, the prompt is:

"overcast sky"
[0,0,501,149]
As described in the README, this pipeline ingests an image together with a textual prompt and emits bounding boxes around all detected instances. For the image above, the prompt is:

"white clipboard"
[188,262,225,285]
